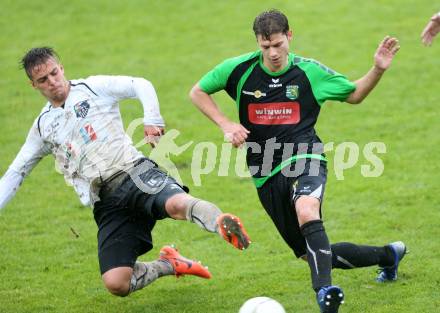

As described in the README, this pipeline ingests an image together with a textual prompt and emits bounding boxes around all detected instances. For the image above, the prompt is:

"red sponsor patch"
[248,102,300,125]
[84,124,97,141]
[79,123,97,143]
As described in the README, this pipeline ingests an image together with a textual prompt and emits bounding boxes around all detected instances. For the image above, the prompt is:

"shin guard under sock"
[331,242,395,269]
[300,220,332,291]
[129,260,174,293]
[185,198,222,233]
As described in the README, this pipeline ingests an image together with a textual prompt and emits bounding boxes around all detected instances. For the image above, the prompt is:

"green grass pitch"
[0,1,439,312]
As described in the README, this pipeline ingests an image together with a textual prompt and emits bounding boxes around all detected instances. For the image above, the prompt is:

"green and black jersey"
[199,51,355,187]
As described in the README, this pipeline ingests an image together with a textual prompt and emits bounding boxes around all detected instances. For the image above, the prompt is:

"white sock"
[129,260,174,293]
[185,198,222,233]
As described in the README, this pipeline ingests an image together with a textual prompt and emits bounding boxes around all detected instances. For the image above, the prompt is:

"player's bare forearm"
[345,66,384,104]
[189,84,230,128]
[346,36,399,105]
[189,84,250,147]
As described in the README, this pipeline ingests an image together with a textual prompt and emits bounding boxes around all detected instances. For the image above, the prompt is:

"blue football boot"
[376,241,407,282]
[316,285,344,313]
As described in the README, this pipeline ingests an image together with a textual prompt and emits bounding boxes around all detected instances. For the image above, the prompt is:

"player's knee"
[296,206,320,225]
[165,193,192,219]
[102,272,131,297]
[295,196,320,224]
[296,208,317,224]
[103,277,130,296]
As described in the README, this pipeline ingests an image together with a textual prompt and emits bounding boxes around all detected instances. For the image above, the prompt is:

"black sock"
[300,220,332,291]
[331,242,395,269]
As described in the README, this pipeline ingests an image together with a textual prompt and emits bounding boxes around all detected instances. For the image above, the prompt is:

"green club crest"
[286,85,299,100]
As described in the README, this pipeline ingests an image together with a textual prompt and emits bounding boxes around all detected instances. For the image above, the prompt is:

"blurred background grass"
[0,1,439,312]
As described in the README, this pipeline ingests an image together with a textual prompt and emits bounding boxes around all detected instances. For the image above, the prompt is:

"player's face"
[257,31,292,72]
[30,57,69,106]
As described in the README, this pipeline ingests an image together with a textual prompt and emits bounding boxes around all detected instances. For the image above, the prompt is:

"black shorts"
[93,161,186,274]
[256,159,327,258]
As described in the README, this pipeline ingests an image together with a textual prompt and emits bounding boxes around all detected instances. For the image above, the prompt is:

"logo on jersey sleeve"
[286,85,299,100]
[79,123,97,143]
[74,100,90,118]
[248,102,300,125]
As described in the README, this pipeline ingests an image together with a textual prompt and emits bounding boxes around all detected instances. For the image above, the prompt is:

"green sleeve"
[199,51,260,94]
[296,59,356,106]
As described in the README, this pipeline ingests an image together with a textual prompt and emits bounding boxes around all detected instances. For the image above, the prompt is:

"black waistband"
[99,158,157,199]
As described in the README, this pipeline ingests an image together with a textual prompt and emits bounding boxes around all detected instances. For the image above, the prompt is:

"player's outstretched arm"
[0,169,24,210]
[99,75,166,146]
[189,84,249,148]
[0,123,50,211]
[421,12,440,46]
[346,36,400,104]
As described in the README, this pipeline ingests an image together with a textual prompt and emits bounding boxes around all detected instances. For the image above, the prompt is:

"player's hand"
[144,125,164,148]
[220,121,250,148]
[374,36,400,72]
[421,13,440,46]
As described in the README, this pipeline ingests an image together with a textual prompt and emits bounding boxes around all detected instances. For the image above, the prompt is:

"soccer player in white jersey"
[0,47,251,297]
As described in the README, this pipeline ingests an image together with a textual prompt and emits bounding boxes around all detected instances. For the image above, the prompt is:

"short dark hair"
[253,9,289,39]
[20,47,60,79]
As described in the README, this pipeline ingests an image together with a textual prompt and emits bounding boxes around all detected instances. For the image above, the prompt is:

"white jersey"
[0,75,164,208]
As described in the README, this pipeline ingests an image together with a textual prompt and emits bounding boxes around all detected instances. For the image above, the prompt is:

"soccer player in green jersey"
[190,9,405,313]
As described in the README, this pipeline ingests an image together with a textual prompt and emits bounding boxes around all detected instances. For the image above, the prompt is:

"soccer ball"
[239,297,286,313]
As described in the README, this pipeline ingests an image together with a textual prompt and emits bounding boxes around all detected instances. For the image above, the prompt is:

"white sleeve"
[90,75,165,126]
[0,169,23,210]
[0,123,50,210]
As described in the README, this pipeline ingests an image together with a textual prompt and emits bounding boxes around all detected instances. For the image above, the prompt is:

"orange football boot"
[159,245,211,279]
[217,213,251,250]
